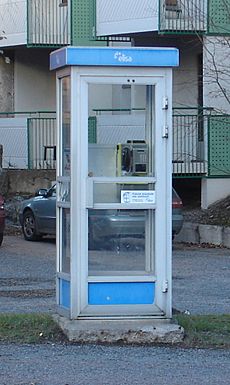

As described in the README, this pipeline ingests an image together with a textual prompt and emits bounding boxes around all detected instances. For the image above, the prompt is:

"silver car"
[19,185,183,247]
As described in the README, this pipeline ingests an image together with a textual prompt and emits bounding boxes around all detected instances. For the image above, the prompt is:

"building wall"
[203,36,230,114]
[14,48,56,111]
[0,55,14,112]
[201,178,230,208]
[173,49,199,107]
[134,34,201,108]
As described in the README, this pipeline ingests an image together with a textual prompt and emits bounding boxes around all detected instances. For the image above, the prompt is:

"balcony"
[172,108,208,176]
[173,109,230,177]
[159,0,207,33]
[0,0,229,49]
[27,0,70,47]
[0,111,56,169]
[0,111,97,169]
[0,109,229,177]
[0,0,70,48]
[96,0,208,36]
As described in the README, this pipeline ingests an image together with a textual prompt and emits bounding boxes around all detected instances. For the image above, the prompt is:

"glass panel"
[88,209,155,275]
[93,183,155,204]
[87,81,155,276]
[58,179,70,203]
[59,76,71,274]
[62,77,71,176]
[88,83,155,178]
[61,208,70,273]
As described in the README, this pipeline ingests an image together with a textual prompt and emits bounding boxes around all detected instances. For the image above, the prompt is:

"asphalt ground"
[1,235,230,385]
[0,343,230,385]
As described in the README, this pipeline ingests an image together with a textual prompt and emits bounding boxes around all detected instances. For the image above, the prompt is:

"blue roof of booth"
[50,46,179,70]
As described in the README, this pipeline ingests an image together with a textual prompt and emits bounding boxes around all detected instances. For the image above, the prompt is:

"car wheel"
[0,232,3,246]
[22,211,41,241]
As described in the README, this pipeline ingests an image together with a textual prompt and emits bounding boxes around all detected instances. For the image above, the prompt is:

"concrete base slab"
[53,314,184,344]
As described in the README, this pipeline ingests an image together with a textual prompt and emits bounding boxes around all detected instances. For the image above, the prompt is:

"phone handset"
[122,146,132,174]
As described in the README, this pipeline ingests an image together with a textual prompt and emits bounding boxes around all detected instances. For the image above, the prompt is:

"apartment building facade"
[0,0,229,207]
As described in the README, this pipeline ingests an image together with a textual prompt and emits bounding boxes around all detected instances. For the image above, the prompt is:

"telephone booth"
[50,47,181,341]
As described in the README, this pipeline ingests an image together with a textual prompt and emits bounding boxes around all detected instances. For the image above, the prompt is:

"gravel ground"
[172,243,230,314]
[0,235,56,314]
[0,343,230,385]
[1,235,230,315]
[183,195,230,227]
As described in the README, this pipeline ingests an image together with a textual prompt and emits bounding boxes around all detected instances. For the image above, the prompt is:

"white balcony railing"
[0,0,70,47]
[159,0,207,32]
[27,0,70,46]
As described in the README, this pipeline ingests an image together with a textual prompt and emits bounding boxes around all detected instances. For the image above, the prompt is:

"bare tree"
[203,35,230,114]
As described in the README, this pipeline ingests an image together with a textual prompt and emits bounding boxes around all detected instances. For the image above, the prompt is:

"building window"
[165,0,179,11]
[59,0,67,7]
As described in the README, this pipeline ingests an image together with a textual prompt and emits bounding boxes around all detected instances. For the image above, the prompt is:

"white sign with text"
[121,190,155,204]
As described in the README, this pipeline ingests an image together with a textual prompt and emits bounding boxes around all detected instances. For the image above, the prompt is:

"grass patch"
[174,314,230,348]
[0,313,230,348]
[0,313,66,344]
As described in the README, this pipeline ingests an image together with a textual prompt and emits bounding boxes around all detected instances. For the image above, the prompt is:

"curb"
[174,222,230,248]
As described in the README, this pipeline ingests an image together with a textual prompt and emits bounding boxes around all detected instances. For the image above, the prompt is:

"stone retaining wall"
[0,169,56,197]
[175,222,230,248]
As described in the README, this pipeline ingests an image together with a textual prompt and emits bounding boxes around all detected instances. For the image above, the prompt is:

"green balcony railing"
[173,109,230,178]
[27,0,130,48]
[26,0,230,46]
[208,0,230,35]
[208,115,230,176]
[159,0,230,35]
[90,107,210,177]
[1,110,230,177]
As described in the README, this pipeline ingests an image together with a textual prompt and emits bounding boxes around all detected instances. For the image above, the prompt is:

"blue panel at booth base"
[88,282,155,305]
[59,279,70,309]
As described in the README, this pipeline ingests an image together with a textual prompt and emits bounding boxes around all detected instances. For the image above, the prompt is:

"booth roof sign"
[50,46,179,70]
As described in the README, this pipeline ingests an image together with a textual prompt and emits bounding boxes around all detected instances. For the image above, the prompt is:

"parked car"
[19,185,183,247]
[0,194,6,246]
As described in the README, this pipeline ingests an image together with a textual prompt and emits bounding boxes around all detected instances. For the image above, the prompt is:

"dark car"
[0,194,6,246]
[19,185,183,246]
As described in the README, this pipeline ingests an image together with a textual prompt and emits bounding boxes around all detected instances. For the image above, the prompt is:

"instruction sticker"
[121,190,155,204]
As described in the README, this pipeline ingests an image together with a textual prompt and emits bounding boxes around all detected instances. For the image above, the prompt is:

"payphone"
[117,141,148,176]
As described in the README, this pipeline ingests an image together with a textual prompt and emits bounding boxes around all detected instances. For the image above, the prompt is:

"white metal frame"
[57,66,172,319]
[56,69,71,315]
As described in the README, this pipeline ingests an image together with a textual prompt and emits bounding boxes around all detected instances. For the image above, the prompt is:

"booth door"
[77,76,171,317]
